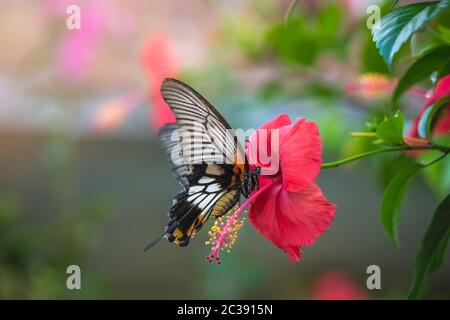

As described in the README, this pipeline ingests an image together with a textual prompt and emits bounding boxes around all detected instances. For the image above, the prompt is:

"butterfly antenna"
[143,233,165,252]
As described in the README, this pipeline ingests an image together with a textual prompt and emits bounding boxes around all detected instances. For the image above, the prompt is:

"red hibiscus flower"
[207,114,336,263]
[406,75,450,142]
[140,32,177,130]
[247,114,336,261]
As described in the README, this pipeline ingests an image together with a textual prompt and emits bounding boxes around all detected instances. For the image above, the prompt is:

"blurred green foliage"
[0,133,114,299]
[267,3,344,66]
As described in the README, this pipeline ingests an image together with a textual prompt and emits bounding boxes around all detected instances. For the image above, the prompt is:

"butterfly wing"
[165,164,241,246]
[157,123,189,188]
[161,78,245,165]
[159,78,246,246]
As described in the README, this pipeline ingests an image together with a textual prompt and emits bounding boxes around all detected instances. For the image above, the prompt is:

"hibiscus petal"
[248,182,280,247]
[247,114,291,173]
[276,183,336,246]
[259,113,292,130]
[279,118,322,192]
[249,182,336,262]
[434,75,450,101]
[407,75,450,139]
[432,76,450,135]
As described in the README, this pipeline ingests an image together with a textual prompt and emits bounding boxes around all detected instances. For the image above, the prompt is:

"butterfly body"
[148,78,260,249]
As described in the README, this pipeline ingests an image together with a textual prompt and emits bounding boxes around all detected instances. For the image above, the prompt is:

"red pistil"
[206,176,281,264]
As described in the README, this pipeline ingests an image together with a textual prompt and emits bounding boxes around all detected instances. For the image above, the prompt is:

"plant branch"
[284,0,300,26]
[321,145,449,169]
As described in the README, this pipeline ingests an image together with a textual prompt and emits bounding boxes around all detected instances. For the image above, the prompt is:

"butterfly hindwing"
[157,124,189,188]
[167,164,240,246]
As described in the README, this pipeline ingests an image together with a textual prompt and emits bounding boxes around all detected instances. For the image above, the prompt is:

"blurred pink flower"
[42,1,136,82]
[311,270,368,300]
[89,88,145,134]
[346,73,426,100]
[56,2,106,82]
[346,74,395,100]
[344,0,372,18]
[140,32,178,130]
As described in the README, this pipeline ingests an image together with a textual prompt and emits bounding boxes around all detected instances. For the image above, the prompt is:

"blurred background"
[0,0,449,299]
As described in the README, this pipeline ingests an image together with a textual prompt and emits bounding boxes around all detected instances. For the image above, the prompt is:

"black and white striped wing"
[166,164,241,246]
[157,123,188,188]
[160,78,245,166]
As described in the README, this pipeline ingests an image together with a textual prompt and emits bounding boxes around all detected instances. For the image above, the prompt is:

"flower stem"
[284,0,300,26]
[350,132,377,137]
[321,145,449,169]
[207,176,282,263]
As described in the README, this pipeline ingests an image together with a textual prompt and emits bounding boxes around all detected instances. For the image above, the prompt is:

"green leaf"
[379,154,415,189]
[429,231,449,274]
[409,32,442,58]
[434,135,450,147]
[365,112,386,132]
[362,30,390,74]
[436,25,450,43]
[393,46,450,103]
[420,150,450,198]
[380,162,425,245]
[392,0,400,8]
[408,194,450,299]
[372,1,450,69]
[436,58,450,81]
[376,111,405,145]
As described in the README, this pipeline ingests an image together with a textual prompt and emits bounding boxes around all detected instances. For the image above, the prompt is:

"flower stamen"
[205,212,245,264]
[206,177,281,264]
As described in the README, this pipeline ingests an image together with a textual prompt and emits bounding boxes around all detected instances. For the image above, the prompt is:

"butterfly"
[145,78,260,250]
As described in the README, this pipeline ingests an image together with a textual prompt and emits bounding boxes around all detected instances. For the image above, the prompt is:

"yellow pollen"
[205,209,246,254]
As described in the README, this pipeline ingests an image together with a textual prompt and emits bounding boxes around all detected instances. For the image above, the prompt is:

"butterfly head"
[242,166,261,198]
